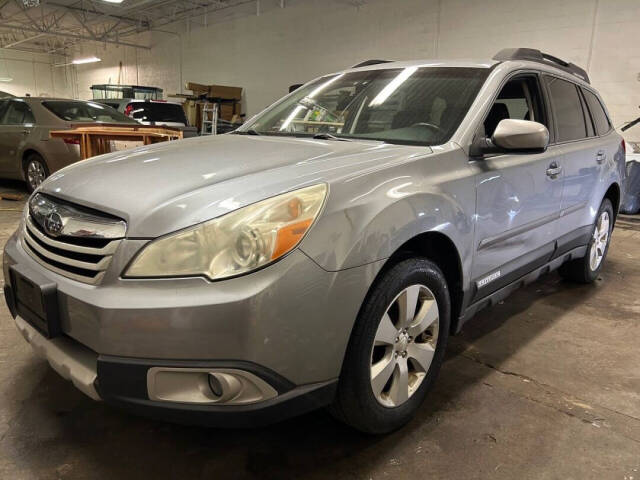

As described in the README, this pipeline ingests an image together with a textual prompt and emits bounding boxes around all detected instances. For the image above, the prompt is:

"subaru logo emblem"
[44,212,64,237]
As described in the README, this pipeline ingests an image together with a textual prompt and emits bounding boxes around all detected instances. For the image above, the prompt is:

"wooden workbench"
[50,124,184,160]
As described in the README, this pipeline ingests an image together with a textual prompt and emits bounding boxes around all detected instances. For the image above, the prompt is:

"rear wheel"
[23,153,49,193]
[331,258,450,434]
[559,198,613,283]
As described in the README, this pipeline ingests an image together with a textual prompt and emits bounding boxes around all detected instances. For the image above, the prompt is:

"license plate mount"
[9,264,60,338]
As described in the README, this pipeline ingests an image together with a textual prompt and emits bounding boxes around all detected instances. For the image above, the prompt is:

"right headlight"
[124,184,327,281]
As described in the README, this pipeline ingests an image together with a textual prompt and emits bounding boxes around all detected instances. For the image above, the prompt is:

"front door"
[470,73,563,301]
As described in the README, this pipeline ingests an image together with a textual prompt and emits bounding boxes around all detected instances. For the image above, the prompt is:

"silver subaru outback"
[2,48,625,433]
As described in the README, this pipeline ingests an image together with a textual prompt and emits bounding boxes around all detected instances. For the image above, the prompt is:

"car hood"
[39,134,430,237]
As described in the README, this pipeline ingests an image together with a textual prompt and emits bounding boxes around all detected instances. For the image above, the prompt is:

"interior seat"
[484,102,510,136]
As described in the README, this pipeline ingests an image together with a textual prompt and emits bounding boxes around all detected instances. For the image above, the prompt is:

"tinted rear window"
[582,88,611,136]
[544,76,587,142]
[127,102,187,124]
[43,101,136,123]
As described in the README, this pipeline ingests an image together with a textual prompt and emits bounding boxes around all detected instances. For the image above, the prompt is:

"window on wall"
[544,76,587,142]
[581,88,611,136]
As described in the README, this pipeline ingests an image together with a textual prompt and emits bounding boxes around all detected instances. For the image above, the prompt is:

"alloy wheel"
[370,284,439,407]
[27,160,46,191]
[589,210,610,271]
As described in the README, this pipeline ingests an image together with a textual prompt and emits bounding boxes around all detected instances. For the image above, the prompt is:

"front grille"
[22,215,122,285]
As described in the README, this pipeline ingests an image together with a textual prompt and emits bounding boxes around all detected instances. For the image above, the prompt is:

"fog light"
[147,367,278,405]
[208,373,223,397]
[207,372,242,402]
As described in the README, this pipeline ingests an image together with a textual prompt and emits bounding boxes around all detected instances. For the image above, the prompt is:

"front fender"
[300,148,476,289]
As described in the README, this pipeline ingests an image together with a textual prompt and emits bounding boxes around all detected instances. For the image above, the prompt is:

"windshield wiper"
[233,129,260,136]
[312,133,351,141]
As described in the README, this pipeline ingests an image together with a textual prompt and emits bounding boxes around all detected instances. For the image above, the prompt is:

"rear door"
[0,100,36,177]
[543,76,615,250]
[471,72,564,301]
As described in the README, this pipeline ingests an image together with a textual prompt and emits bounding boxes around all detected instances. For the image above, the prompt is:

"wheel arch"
[378,230,465,335]
[603,182,620,222]
[21,148,47,176]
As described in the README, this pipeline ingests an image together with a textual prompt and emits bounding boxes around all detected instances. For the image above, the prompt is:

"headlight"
[124,184,327,280]
[630,141,640,154]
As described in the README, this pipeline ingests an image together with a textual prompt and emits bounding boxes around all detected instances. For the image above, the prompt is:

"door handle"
[596,150,606,164]
[546,163,562,178]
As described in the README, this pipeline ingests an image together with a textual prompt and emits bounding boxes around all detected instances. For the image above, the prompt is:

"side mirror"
[492,119,549,152]
[471,119,550,157]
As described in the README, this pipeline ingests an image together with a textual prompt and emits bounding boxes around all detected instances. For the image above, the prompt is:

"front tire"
[559,198,613,284]
[331,258,451,434]
[23,153,49,193]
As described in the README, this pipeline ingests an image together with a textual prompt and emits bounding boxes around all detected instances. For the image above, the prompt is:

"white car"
[625,140,640,162]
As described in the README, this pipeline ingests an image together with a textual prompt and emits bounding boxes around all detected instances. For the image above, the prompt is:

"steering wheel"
[411,122,444,133]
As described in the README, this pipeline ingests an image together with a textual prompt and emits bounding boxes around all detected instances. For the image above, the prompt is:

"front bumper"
[11,313,336,426]
[3,230,383,425]
[13,314,100,400]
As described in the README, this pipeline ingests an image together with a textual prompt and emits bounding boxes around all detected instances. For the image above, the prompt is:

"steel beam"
[44,2,146,28]
[0,22,151,48]
[1,31,46,47]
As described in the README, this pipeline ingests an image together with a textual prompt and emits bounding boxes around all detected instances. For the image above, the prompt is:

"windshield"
[240,67,488,145]
[126,102,188,124]
[42,100,137,124]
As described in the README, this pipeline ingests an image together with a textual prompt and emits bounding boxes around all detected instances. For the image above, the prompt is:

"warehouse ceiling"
[0,0,272,55]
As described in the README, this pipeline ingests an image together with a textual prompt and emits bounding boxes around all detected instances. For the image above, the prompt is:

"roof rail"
[351,59,392,68]
[493,48,590,84]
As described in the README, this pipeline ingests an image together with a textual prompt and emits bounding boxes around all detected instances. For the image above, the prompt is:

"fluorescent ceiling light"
[369,67,418,107]
[101,0,124,3]
[279,105,304,131]
[0,77,12,82]
[307,73,344,99]
[72,56,101,65]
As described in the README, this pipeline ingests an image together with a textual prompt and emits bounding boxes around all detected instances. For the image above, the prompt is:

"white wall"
[68,0,640,140]
[0,49,71,98]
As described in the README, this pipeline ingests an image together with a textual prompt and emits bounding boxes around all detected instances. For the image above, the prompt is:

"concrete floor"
[0,178,639,480]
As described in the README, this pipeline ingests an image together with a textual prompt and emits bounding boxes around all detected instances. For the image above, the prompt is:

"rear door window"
[578,91,595,137]
[4,101,35,125]
[544,76,587,142]
[126,102,188,125]
[581,88,611,136]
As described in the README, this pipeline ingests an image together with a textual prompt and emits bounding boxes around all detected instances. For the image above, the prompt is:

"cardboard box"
[219,103,238,121]
[185,82,210,95]
[208,85,242,101]
[182,100,198,127]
